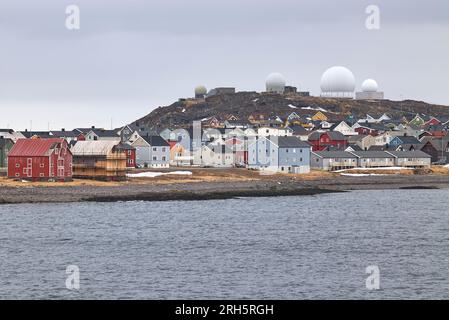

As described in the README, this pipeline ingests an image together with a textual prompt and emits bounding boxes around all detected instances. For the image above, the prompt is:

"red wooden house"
[225,137,247,165]
[308,131,348,151]
[7,138,73,181]
[116,143,136,168]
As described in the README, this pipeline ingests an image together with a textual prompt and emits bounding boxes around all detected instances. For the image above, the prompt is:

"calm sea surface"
[1,189,449,299]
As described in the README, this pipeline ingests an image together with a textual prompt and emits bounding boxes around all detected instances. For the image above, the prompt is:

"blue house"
[248,136,311,174]
[389,135,422,148]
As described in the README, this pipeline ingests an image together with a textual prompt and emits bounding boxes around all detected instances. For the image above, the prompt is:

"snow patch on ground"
[127,171,193,178]
[335,167,412,173]
[288,104,298,109]
[444,164,449,168]
[301,106,328,112]
[340,173,387,177]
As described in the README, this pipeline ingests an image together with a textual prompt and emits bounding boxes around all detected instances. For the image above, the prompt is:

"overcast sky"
[0,0,448,130]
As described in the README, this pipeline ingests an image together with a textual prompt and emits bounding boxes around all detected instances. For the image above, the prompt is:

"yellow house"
[311,111,328,121]
[169,142,192,166]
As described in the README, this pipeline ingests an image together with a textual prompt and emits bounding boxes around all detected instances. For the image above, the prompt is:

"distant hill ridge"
[133,92,449,131]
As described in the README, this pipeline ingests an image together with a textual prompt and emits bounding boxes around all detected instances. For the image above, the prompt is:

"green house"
[0,137,14,169]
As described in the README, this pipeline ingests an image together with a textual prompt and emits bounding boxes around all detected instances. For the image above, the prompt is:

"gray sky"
[0,0,448,130]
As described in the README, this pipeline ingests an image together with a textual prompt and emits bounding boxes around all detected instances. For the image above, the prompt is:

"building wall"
[7,141,72,181]
[355,91,384,100]
[357,157,395,168]
[278,147,310,173]
[72,151,126,180]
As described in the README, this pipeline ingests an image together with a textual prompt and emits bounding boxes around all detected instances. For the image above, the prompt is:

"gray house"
[350,151,396,168]
[248,136,311,174]
[386,151,431,168]
[311,151,358,171]
[131,135,170,168]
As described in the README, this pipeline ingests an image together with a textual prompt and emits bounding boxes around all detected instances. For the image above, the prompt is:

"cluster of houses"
[1,109,448,181]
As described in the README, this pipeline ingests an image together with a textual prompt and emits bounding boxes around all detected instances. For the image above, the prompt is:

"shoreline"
[1,170,449,205]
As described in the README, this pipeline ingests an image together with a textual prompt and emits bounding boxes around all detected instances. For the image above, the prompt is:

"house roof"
[8,138,65,157]
[89,129,120,138]
[19,131,52,139]
[141,135,170,147]
[288,125,309,135]
[347,135,367,143]
[394,136,421,144]
[368,145,390,151]
[308,131,348,141]
[350,151,395,158]
[277,136,311,148]
[71,140,120,156]
[421,136,449,151]
[347,144,363,151]
[116,142,135,150]
[312,151,357,158]
[386,151,431,158]
[50,130,78,138]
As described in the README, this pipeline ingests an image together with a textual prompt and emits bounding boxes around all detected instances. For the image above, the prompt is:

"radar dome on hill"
[195,85,207,99]
[320,66,355,98]
[361,79,378,92]
[356,78,384,100]
[265,73,286,94]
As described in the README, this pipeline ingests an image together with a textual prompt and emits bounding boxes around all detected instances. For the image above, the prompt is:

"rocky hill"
[133,92,449,131]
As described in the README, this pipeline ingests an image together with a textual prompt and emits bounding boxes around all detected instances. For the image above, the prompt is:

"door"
[27,158,32,177]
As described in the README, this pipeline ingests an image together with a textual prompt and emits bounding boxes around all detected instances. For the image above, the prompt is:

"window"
[15,173,19,177]
[127,150,132,155]
[286,149,289,153]
[162,156,166,161]
[40,163,44,168]
[152,147,157,151]
[162,147,166,152]
[15,163,20,168]
[153,156,157,161]
[40,173,44,177]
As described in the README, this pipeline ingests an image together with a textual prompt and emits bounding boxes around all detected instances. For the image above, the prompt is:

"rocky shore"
[1,172,449,205]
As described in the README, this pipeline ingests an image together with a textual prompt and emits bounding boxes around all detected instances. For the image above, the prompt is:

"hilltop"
[133,92,449,131]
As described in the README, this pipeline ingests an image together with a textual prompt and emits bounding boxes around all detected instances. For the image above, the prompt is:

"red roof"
[8,138,64,157]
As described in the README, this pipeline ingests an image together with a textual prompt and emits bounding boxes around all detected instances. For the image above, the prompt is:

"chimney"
[92,126,95,129]
[62,128,65,132]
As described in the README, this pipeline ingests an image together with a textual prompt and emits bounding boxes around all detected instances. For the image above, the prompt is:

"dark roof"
[0,129,14,133]
[308,131,348,141]
[141,135,170,147]
[50,130,78,138]
[116,142,135,150]
[347,144,363,151]
[19,131,52,139]
[288,125,308,135]
[313,151,357,158]
[386,151,431,158]
[420,137,449,152]
[276,136,310,148]
[368,145,391,151]
[90,129,119,137]
[73,128,102,134]
[394,136,421,144]
[350,151,395,158]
